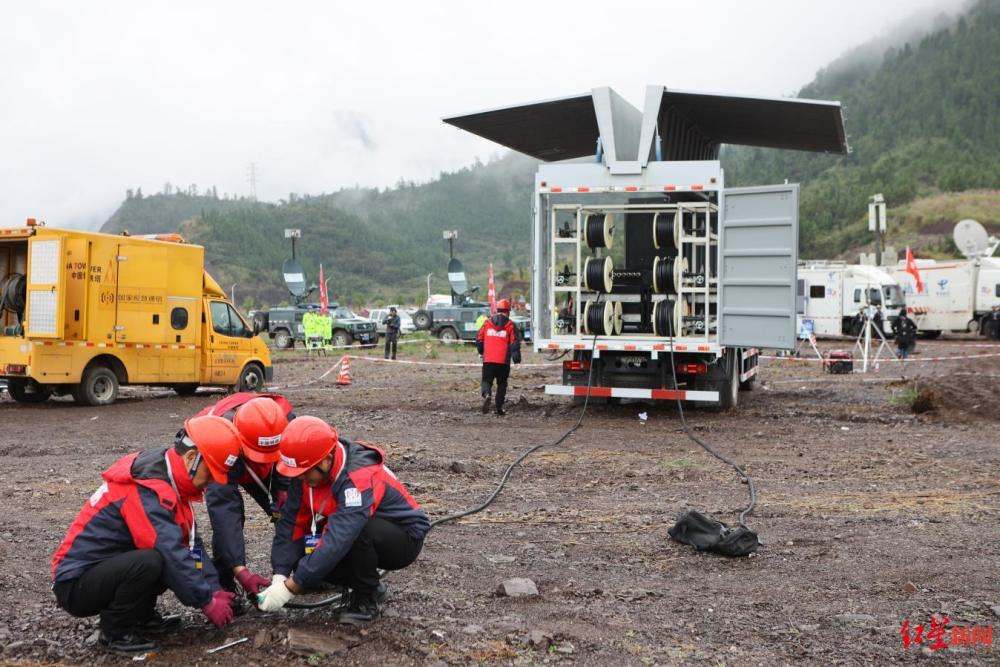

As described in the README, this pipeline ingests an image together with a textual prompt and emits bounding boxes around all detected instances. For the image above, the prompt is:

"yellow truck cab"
[0,221,272,405]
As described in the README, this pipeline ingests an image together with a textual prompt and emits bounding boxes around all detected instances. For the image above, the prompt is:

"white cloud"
[0,0,967,228]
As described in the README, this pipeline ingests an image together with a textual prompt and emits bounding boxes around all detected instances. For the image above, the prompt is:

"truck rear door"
[24,236,65,339]
[718,184,799,349]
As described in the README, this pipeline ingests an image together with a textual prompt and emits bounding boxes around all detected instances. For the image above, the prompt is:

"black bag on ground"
[668,510,760,557]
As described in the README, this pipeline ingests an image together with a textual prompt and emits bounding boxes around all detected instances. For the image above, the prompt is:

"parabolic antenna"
[282,258,307,297]
[447,258,468,295]
[953,219,989,259]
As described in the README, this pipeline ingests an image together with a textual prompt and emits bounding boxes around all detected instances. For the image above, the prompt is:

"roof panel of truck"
[443,93,599,162]
[655,87,848,155]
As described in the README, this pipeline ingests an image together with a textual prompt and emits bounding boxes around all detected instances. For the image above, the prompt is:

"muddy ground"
[1,337,998,665]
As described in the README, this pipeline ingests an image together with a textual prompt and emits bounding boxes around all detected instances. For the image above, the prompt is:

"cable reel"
[583,256,613,293]
[652,299,686,337]
[585,213,614,249]
[582,300,614,336]
[612,301,623,335]
[652,211,681,251]
[652,256,689,295]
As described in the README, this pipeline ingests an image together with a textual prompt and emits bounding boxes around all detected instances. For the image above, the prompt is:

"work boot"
[98,631,159,655]
[336,590,381,626]
[481,394,491,414]
[374,581,388,605]
[136,610,182,635]
[495,403,506,416]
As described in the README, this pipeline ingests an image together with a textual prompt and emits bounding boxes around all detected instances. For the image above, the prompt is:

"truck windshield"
[867,288,882,305]
[883,285,905,307]
[331,307,354,318]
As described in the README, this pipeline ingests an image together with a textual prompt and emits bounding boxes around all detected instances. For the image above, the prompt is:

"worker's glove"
[202,590,236,627]
[274,490,289,511]
[257,574,295,612]
[235,568,271,595]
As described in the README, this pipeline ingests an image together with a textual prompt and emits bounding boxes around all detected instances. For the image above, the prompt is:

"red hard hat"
[182,416,243,484]
[276,416,340,477]
[234,397,288,464]
[496,298,511,311]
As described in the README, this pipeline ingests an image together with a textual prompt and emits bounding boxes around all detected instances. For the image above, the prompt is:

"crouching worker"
[201,394,294,596]
[51,416,243,654]
[257,416,430,625]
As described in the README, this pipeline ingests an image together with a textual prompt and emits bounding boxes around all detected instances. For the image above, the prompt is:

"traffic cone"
[335,354,352,385]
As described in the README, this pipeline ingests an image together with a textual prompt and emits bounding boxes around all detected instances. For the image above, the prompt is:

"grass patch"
[890,381,935,414]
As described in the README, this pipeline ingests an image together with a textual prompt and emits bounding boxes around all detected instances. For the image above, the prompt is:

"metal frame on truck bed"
[446,85,847,408]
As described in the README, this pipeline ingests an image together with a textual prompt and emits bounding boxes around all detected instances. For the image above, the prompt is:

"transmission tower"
[246,162,258,201]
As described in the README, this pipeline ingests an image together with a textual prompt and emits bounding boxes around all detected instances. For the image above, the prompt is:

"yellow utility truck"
[0,220,272,405]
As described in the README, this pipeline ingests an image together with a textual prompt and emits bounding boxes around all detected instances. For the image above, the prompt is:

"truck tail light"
[677,362,706,375]
[4,364,27,375]
[563,359,590,371]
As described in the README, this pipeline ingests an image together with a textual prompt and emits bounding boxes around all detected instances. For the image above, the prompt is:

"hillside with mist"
[99,0,999,305]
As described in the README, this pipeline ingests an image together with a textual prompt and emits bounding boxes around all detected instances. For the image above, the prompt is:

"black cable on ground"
[664,311,756,529]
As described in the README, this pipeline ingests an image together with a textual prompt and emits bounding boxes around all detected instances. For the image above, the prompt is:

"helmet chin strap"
[188,452,202,480]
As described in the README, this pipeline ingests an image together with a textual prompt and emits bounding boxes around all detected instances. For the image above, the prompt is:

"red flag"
[905,247,924,294]
[319,264,329,311]
[488,263,496,314]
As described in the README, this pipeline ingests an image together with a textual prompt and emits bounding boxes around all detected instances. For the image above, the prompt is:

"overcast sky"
[0,0,967,229]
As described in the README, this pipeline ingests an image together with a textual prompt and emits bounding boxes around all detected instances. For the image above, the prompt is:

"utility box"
[446,85,847,408]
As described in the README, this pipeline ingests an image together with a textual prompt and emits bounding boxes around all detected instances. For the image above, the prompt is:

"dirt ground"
[1,337,998,666]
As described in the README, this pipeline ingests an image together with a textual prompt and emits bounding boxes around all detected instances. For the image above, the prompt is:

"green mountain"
[98,0,1000,305]
[724,0,1000,257]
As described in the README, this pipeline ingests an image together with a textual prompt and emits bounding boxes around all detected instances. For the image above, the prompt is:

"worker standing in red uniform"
[476,298,521,416]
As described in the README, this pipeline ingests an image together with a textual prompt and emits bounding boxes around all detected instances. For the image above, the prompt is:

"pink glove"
[235,569,271,595]
[274,490,289,511]
[202,590,235,627]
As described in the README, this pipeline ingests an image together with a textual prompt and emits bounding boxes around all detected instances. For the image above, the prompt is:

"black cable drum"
[585,213,614,249]
[652,211,678,251]
[583,256,613,293]
[652,256,687,295]
[652,299,681,337]
[583,300,613,336]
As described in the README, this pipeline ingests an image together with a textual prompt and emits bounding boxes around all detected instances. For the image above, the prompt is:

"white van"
[798,261,905,337]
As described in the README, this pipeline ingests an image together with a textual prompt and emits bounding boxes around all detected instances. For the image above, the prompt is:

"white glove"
[257,574,295,612]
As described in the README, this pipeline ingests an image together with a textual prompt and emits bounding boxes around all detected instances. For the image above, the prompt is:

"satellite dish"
[447,258,468,295]
[282,258,307,297]
[954,219,989,259]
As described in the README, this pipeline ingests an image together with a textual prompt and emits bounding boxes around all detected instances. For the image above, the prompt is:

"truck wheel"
[6,378,51,403]
[719,354,740,410]
[236,363,265,393]
[413,310,432,331]
[333,330,351,347]
[918,330,942,339]
[439,327,459,343]
[172,384,199,396]
[73,365,119,406]
[274,329,294,349]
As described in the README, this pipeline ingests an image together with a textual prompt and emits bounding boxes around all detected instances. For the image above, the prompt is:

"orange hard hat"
[276,416,340,478]
[234,397,288,464]
[496,298,511,312]
[182,415,243,484]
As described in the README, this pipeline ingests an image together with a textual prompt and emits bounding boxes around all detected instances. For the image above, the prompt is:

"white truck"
[887,257,1000,337]
[798,261,905,337]
[445,85,847,408]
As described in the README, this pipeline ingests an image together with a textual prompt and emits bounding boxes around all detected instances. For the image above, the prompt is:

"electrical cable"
[663,302,757,529]
[282,296,605,608]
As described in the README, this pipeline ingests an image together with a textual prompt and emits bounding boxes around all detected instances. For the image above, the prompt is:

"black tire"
[172,384,199,396]
[274,329,294,349]
[719,353,740,410]
[439,327,459,343]
[72,365,119,406]
[333,330,352,347]
[6,378,51,403]
[918,330,942,340]
[413,310,432,331]
[236,363,265,393]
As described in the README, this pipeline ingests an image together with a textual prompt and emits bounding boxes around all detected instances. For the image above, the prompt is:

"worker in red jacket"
[257,416,430,625]
[51,416,243,655]
[476,298,521,416]
[199,393,294,597]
